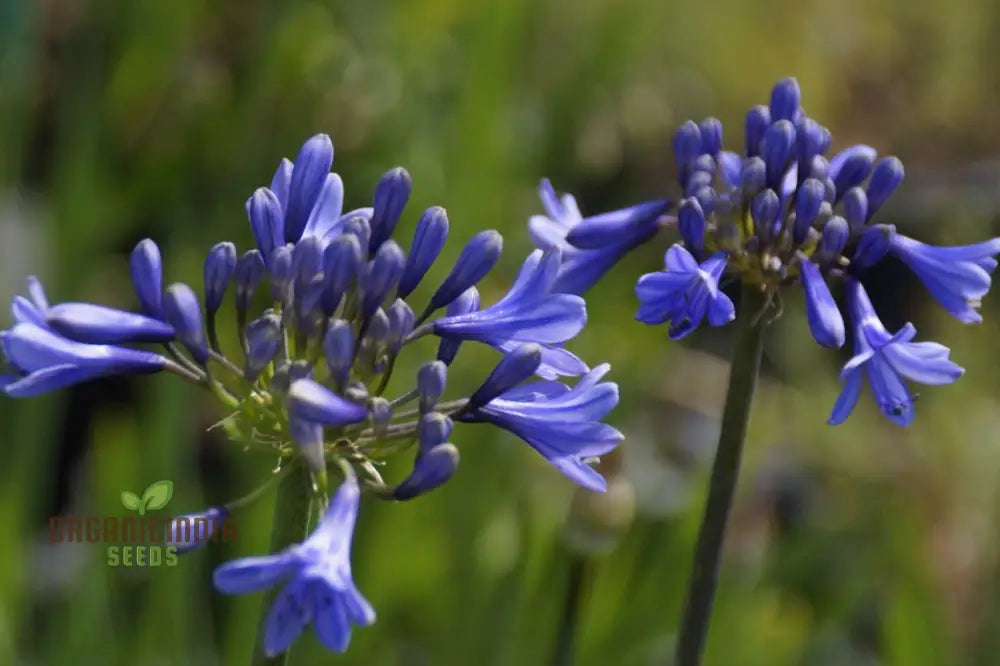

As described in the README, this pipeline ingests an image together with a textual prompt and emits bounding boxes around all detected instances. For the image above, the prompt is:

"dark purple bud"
[699,118,723,155]
[819,216,849,257]
[762,120,796,189]
[393,442,459,500]
[842,187,868,229]
[418,360,447,413]
[270,158,293,211]
[166,507,229,555]
[866,157,904,216]
[678,198,706,252]
[233,250,265,315]
[796,118,827,177]
[366,308,390,344]
[291,237,323,317]
[751,189,781,240]
[47,303,175,344]
[268,245,294,303]
[807,155,829,181]
[163,283,208,363]
[369,397,392,438]
[436,287,480,364]
[769,77,801,121]
[370,167,413,253]
[467,343,542,410]
[744,105,771,157]
[851,224,895,272]
[246,188,284,263]
[793,178,825,244]
[684,171,713,197]
[130,239,164,319]
[829,145,877,199]
[418,412,454,449]
[672,120,703,168]
[398,206,449,299]
[740,156,767,194]
[386,299,414,354]
[244,312,282,381]
[287,377,368,426]
[321,233,363,314]
[284,134,334,244]
[822,177,836,203]
[429,230,502,310]
[361,240,405,318]
[203,242,237,314]
[800,258,845,348]
[340,210,372,254]
[323,319,354,385]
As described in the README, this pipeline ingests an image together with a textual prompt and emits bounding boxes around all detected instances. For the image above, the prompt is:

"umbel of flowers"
[532,77,1000,426]
[0,135,626,657]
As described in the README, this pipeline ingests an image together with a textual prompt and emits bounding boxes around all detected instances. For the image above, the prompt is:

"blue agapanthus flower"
[2,133,622,657]
[562,77,999,426]
[635,245,734,339]
[829,279,964,426]
[214,475,374,656]
[460,358,623,492]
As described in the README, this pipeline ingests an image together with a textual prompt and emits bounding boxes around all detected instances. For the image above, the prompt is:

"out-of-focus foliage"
[3,1,1000,664]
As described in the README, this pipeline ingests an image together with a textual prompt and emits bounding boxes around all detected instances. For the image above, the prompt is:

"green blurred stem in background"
[251,464,315,666]
[675,283,768,666]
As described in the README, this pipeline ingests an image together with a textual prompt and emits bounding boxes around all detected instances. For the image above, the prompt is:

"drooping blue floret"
[213,475,374,656]
[531,180,667,295]
[2,323,167,397]
[459,363,622,492]
[828,279,963,426]
[433,248,588,379]
[889,234,1000,324]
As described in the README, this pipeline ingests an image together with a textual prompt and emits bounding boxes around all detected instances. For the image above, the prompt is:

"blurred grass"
[3,0,1000,664]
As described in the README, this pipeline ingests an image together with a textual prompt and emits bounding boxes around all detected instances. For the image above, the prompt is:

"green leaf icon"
[141,480,173,512]
[121,490,141,513]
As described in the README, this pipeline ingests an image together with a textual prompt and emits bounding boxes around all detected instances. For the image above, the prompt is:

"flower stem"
[250,463,314,666]
[675,282,768,666]
[551,555,587,666]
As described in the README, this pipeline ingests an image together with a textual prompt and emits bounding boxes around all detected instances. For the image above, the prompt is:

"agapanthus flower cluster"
[530,78,1000,426]
[0,134,622,656]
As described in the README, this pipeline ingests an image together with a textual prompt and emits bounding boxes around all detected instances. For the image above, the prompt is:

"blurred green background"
[3,1,1000,664]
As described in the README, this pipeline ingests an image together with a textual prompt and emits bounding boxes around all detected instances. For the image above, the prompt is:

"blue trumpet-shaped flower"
[459,363,622,492]
[828,279,964,426]
[888,234,1000,324]
[635,245,735,340]
[213,476,374,656]
[528,179,666,295]
[1,323,167,397]
[432,248,588,379]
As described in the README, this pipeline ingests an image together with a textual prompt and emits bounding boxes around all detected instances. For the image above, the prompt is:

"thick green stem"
[675,283,768,666]
[250,464,314,666]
